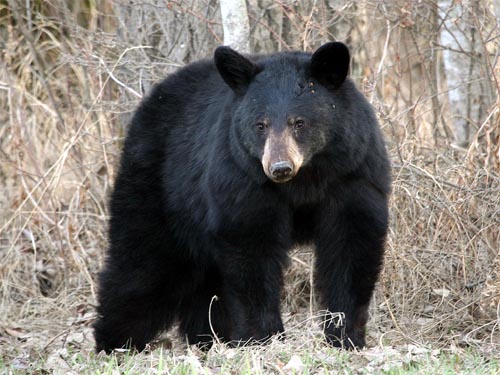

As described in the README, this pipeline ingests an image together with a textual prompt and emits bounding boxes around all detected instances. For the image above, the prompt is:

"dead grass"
[0,0,499,371]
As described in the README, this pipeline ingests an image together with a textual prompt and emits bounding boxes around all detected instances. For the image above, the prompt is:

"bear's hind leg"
[94,267,177,353]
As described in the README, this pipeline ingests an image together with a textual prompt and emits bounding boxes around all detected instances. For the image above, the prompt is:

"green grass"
[4,343,499,375]
[380,351,499,375]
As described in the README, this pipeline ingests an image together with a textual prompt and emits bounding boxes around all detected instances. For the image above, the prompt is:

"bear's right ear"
[310,42,350,89]
[214,46,259,95]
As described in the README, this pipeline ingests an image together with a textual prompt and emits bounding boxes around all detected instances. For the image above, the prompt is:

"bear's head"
[215,42,352,183]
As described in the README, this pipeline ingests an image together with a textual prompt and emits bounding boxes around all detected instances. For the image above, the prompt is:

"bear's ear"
[310,42,350,89]
[214,46,259,95]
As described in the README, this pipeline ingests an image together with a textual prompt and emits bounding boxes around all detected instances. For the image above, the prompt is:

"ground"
[2,315,499,374]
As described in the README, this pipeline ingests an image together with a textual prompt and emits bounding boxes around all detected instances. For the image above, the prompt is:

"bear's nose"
[269,161,293,180]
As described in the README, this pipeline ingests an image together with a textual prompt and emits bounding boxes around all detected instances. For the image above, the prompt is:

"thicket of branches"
[0,0,499,360]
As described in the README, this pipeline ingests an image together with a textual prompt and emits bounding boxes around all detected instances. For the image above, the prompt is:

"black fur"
[93,42,391,352]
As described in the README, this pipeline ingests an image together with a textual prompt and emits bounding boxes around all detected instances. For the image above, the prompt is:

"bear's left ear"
[310,42,350,89]
[214,46,260,96]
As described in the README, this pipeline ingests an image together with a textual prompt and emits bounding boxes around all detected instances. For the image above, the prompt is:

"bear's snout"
[261,128,304,183]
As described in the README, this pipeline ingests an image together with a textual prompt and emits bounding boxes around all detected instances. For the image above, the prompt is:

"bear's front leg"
[215,239,288,345]
[314,184,389,349]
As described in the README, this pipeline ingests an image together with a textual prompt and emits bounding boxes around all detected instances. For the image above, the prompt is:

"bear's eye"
[294,119,305,130]
[256,122,267,132]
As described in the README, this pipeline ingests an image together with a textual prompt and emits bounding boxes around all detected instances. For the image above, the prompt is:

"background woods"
[1,0,499,370]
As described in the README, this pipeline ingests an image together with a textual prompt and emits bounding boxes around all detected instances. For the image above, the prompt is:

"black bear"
[93,42,391,353]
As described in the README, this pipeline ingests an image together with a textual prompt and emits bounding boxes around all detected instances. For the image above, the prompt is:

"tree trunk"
[219,0,251,53]
[494,0,500,25]
[438,0,491,147]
